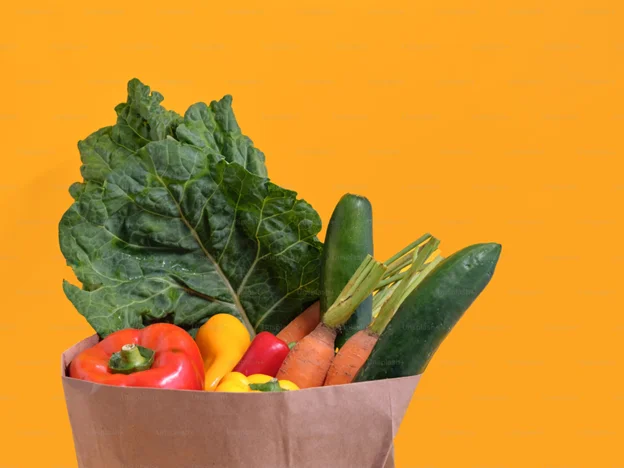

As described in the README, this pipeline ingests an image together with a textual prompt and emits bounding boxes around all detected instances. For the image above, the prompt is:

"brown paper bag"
[61,335,420,468]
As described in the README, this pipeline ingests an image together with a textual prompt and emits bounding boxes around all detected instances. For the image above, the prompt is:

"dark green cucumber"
[354,243,501,381]
[320,194,374,348]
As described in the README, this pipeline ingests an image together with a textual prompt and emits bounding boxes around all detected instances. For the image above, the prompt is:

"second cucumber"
[354,242,502,382]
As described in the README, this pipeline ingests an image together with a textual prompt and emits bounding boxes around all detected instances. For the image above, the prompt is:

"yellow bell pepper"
[275,379,299,391]
[219,371,248,386]
[249,373,299,391]
[214,372,299,392]
[214,372,254,393]
[246,374,273,385]
[195,314,251,391]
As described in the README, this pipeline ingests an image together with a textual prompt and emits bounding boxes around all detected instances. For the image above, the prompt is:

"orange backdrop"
[1,1,622,466]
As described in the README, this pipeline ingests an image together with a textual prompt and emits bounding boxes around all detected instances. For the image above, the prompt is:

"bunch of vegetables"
[64,80,501,392]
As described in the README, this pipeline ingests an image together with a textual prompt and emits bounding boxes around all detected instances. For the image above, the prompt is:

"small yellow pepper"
[246,374,273,385]
[195,314,251,391]
[214,372,254,393]
[275,379,299,391]
[214,372,299,392]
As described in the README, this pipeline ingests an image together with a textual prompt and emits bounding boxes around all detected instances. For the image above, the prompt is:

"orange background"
[1,1,622,466]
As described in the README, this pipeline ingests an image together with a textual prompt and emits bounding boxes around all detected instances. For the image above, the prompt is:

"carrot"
[276,301,320,344]
[323,328,378,386]
[324,237,443,386]
[276,255,387,388]
[276,322,337,388]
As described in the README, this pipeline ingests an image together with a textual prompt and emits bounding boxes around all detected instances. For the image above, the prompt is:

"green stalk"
[382,255,413,279]
[376,256,437,290]
[373,281,400,309]
[369,238,440,335]
[384,235,431,272]
[383,233,431,266]
[382,239,437,280]
[371,256,442,334]
[371,233,441,319]
[372,287,395,320]
[398,255,443,305]
[375,270,409,290]
[323,255,387,329]
[373,281,398,311]
[346,257,376,294]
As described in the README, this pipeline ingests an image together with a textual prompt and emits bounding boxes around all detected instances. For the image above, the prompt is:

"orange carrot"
[323,328,378,386]
[324,238,443,386]
[276,322,337,388]
[276,301,320,344]
[276,255,387,388]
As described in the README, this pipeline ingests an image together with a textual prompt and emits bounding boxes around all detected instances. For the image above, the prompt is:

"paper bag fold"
[62,335,420,468]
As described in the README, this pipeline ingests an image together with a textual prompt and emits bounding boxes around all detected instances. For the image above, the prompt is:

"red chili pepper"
[69,323,205,390]
[233,331,291,377]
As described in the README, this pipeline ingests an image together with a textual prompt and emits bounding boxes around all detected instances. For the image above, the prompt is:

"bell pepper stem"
[108,344,155,374]
[121,344,145,366]
[249,379,285,392]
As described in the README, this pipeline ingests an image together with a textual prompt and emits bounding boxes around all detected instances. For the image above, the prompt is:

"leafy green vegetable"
[60,79,322,338]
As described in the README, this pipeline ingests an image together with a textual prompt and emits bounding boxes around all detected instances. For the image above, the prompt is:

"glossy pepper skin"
[215,372,299,392]
[68,323,205,390]
[233,331,291,377]
[195,314,251,390]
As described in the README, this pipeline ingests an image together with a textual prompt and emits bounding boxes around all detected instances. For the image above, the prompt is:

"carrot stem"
[373,282,399,312]
[322,255,387,329]
[382,255,413,279]
[397,255,443,305]
[375,270,409,289]
[383,233,431,267]
[370,238,441,335]
[375,255,435,290]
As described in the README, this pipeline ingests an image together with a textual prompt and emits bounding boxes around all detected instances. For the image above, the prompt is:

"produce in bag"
[58,78,503,468]
[195,314,251,390]
[59,80,323,339]
[277,254,387,388]
[69,323,204,390]
[356,243,502,381]
[276,301,321,344]
[233,332,291,377]
[325,236,442,386]
[320,193,374,348]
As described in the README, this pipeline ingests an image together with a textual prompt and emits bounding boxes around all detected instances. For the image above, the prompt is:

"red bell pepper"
[69,323,205,390]
[233,331,291,377]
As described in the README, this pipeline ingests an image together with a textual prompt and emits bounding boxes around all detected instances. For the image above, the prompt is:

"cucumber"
[354,243,501,381]
[320,194,374,348]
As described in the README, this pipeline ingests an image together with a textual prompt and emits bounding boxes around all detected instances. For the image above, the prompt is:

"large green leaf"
[72,79,266,193]
[60,80,321,337]
[176,98,267,178]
